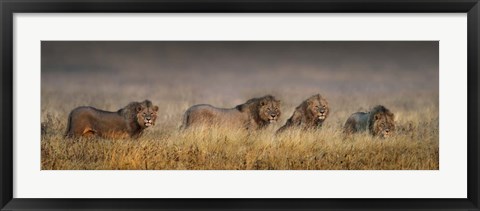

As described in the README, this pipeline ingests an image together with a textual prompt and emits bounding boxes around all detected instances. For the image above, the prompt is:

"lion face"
[136,104,159,128]
[258,98,281,123]
[307,94,329,121]
[372,113,395,138]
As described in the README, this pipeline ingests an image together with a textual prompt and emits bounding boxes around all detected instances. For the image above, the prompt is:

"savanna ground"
[41,41,439,170]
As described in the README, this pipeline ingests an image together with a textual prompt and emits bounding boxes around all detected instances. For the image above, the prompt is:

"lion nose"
[146,117,151,121]
[319,109,325,114]
[270,114,276,118]
[385,129,390,133]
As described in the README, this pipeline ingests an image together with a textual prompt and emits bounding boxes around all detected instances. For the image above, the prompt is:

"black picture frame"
[1,0,479,210]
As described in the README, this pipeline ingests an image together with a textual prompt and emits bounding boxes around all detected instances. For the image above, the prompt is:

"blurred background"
[41,41,438,130]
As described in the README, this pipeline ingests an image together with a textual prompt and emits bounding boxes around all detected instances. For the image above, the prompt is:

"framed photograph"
[1,0,478,210]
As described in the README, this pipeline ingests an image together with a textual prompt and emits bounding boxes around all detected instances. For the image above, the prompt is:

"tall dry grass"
[41,41,439,170]
[42,125,438,170]
[40,72,439,170]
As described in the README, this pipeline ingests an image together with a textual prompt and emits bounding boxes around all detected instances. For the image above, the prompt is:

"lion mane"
[277,94,329,133]
[65,100,159,139]
[181,95,281,130]
[343,105,395,138]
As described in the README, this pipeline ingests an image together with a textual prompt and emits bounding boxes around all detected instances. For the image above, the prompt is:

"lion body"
[65,100,158,139]
[343,105,395,138]
[181,95,281,130]
[277,94,329,133]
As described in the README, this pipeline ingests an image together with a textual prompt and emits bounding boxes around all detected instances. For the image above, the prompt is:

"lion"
[65,100,159,139]
[181,95,281,130]
[276,94,329,133]
[343,105,395,138]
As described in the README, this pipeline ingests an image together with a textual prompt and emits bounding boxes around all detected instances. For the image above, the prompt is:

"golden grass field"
[41,41,439,170]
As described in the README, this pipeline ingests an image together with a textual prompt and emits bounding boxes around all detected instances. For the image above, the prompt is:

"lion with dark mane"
[276,94,329,133]
[343,105,395,138]
[181,95,281,130]
[65,100,158,139]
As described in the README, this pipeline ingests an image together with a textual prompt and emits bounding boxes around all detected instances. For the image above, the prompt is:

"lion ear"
[153,106,159,112]
[136,105,143,113]
[260,101,266,106]
[374,113,381,120]
[307,99,314,106]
